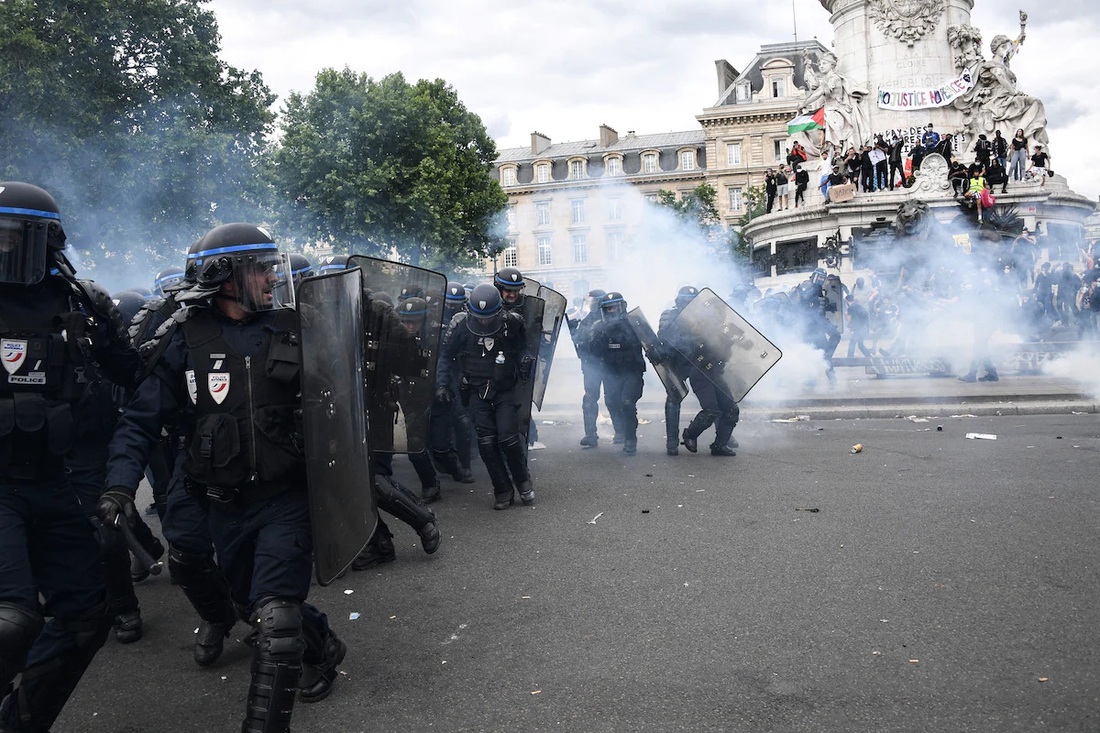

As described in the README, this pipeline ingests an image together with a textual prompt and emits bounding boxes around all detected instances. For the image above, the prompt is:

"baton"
[115,515,163,576]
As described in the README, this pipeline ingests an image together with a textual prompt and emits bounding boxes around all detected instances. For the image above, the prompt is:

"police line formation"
[0,181,800,733]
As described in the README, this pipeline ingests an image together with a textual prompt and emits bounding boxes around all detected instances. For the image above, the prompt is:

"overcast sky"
[211,0,1100,201]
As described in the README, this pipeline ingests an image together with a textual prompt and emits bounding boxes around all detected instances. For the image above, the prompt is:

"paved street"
[59,410,1100,733]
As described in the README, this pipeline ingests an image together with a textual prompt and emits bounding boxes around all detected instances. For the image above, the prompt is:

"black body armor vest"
[181,308,304,501]
[0,281,92,473]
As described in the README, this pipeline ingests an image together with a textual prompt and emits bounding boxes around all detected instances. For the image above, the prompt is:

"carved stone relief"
[867,0,946,46]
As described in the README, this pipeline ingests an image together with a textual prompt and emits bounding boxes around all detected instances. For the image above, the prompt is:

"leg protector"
[0,603,44,693]
[499,435,533,505]
[664,397,682,448]
[299,611,346,704]
[352,518,396,571]
[241,598,304,733]
[3,603,109,732]
[478,436,514,508]
[431,449,474,484]
[169,548,236,667]
[408,451,438,492]
[374,475,435,531]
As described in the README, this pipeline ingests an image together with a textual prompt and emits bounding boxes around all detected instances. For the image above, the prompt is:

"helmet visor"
[0,217,49,285]
[228,251,294,312]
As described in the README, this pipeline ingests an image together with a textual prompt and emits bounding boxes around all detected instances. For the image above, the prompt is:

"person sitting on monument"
[949,161,970,198]
[964,168,989,222]
[1028,144,1051,188]
[986,157,1009,195]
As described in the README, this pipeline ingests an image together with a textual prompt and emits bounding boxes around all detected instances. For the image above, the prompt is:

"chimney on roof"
[599,124,618,147]
[715,59,739,97]
[531,131,551,155]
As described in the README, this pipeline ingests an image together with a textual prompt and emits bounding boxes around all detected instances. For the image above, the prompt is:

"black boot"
[664,398,681,455]
[681,429,698,453]
[113,609,143,644]
[352,520,396,570]
[432,449,475,484]
[500,436,534,505]
[478,436,514,509]
[709,442,736,456]
[299,626,346,704]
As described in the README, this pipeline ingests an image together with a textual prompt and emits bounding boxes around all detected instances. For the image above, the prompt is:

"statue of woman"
[954,12,1049,149]
[801,50,871,150]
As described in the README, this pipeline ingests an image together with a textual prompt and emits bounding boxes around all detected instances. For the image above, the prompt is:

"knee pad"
[168,547,219,583]
[253,597,304,664]
[0,602,44,674]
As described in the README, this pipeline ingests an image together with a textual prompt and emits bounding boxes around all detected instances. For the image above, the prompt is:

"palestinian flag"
[788,108,825,135]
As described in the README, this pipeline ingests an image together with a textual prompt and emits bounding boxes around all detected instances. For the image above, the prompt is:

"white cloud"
[211,0,1100,200]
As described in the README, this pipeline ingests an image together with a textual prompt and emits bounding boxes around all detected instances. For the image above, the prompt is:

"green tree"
[0,0,274,276]
[269,69,507,268]
[654,183,722,240]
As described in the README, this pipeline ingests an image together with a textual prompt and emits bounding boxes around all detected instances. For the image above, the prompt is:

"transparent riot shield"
[297,268,377,585]
[668,288,783,402]
[515,294,546,435]
[626,307,689,404]
[823,274,845,334]
[347,256,445,454]
[532,285,567,410]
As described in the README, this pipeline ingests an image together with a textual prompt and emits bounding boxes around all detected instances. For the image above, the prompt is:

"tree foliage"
[269,69,507,268]
[654,183,722,239]
[0,0,274,277]
[732,184,767,262]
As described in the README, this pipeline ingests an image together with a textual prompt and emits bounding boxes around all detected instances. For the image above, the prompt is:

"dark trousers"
[685,372,739,446]
[468,386,521,442]
[580,360,604,439]
[602,370,644,442]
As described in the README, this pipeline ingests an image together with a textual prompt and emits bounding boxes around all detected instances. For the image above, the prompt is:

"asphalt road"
[57,413,1100,733]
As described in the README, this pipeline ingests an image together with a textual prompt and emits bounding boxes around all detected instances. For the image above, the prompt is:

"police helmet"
[675,285,699,309]
[289,253,313,283]
[600,291,628,320]
[809,267,827,286]
[587,288,607,306]
[189,223,289,312]
[466,283,504,335]
[316,254,349,275]
[494,267,525,291]
[112,290,147,327]
[153,266,186,297]
[0,182,66,285]
[399,283,425,301]
[397,296,428,333]
[445,281,468,304]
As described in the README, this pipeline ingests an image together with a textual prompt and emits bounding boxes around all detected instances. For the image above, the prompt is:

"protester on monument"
[986,157,1009,195]
[765,170,777,214]
[949,160,970,198]
[859,146,875,192]
[964,168,989,222]
[775,166,790,211]
[993,130,1008,170]
[843,147,860,187]
[871,139,889,191]
[1028,144,1051,188]
[1009,128,1029,181]
[975,134,992,169]
[888,136,905,189]
[793,163,809,208]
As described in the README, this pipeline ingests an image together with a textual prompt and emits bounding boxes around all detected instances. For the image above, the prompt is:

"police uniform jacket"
[107,304,303,503]
[437,311,526,394]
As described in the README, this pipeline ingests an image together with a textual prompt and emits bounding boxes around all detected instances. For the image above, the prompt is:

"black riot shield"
[532,285,567,410]
[668,288,783,403]
[297,268,377,585]
[515,294,546,435]
[626,307,689,404]
[347,255,446,454]
[823,274,845,334]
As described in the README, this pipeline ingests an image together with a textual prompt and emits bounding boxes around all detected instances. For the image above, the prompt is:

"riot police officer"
[568,288,608,447]
[586,293,646,455]
[152,265,186,298]
[288,253,313,289]
[0,182,140,732]
[794,267,842,384]
[101,223,345,731]
[428,283,476,484]
[128,239,239,668]
[658,286,699,456]
[494,267,542,448]
[671,305,740,458]
[438,284,532,510]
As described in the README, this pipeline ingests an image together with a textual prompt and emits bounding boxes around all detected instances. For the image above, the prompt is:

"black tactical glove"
[520,356,536,382]
[97,486,137,528]
[434,386,453,405]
